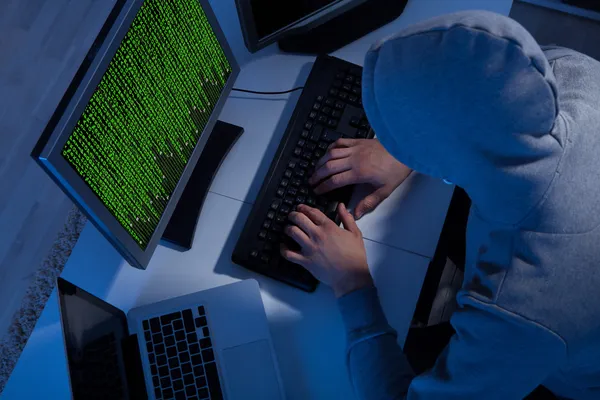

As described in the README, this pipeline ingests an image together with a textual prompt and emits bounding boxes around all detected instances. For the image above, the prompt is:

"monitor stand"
[161,121,244,252]
[278,0,408,54]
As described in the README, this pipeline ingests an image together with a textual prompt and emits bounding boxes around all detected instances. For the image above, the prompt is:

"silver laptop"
[57,278,284,400]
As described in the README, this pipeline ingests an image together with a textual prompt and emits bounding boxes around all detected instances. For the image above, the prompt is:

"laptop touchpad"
[221,340,282,399]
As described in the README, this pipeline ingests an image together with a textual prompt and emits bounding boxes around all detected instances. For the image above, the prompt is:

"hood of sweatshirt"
[362,10,564,225]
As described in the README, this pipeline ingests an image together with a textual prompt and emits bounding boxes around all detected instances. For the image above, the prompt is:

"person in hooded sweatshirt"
[280,10,600,400]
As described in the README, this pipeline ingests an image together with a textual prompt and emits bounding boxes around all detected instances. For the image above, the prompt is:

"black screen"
[250,0,340,39]
[58,279,130,399]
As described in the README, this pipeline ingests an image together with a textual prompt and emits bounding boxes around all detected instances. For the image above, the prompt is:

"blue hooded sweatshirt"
[337,10,600,400]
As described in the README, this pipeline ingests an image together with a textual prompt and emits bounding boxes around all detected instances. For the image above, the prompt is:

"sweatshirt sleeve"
[338,288,567,400]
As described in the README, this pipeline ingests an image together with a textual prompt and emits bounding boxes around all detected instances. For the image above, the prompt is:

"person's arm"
[338,287,415,399]
[338,287,567,400]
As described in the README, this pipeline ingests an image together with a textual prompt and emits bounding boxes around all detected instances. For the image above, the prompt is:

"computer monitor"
[32,0,240,269]
[235,0,369,52]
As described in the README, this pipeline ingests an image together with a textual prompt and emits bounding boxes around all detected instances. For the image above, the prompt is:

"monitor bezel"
[234,0,368,53]
[32,0,240,269]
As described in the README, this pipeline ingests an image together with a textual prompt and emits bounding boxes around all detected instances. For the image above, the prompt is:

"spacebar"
[205,361,224,400]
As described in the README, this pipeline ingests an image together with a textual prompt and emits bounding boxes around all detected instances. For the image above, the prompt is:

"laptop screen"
[57,278,130,399]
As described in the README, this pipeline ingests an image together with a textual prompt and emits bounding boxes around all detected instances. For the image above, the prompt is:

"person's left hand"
[281,203,373,297]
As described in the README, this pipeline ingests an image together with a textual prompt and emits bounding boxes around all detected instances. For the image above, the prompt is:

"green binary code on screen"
[62,0,232,249]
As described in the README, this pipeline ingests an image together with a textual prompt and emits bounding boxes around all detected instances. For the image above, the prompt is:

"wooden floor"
[0,0,114,338]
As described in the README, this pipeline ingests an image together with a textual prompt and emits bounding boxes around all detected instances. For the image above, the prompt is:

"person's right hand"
[309,139,412,219]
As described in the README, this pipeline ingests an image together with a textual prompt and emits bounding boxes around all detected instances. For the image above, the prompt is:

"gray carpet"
[0,207,86,392]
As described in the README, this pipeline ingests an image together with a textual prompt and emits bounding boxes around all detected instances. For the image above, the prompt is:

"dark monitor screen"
[58,279,130,399]
[251,0,339,39]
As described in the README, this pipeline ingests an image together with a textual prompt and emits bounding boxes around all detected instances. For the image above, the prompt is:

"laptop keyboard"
[143,306,223,400]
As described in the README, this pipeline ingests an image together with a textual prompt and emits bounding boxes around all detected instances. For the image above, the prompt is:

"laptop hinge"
[122,334,149,400]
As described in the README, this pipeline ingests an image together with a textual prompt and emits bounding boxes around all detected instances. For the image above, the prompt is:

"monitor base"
[161,121,244,252]
[278,0,408,55]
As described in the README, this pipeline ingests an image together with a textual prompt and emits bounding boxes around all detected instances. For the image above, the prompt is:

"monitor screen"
[250,0,340,40]
[61,0,233,250]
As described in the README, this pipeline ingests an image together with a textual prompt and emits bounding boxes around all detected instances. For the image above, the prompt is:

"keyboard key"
[270,199,281,210]
[287,187,298,196]
[350,116,360,127]
[197,306,205,316]
[198,387,209,398]
[196,376,207,388]
[318,141,329,150]
[258,230,267,240]
[169,357,180,368]
[151,364,158,375]
[263,220,271,230]
[145,331,151,341]
[288,160,297,169]
[327,119,338,128]
[184,373,195,386]
[276,187,285,198]
[194,365,205,376]
[189,343,200,354]
[280,179,289,188]
[322,106,332,115]
[161,312,181,325]
[267,210,275,220]
[309,111,317,119]
[284,170,292,179]
[310,125,323,142]
[280,205,291,214]
[301,129,309,139]
[167,346,177,358]
[163,325,173,336]
[150,318,161,333]
[322,130,342,143]
[335,72,345,79]
[205,362,224,400]
[291,179,301,187]
[173,379,184,391]
[329,88,339,96]
[342,83,352,91]
[332,110,342,118]
[159,365,169,377]
[153,376,160,387]
[339,92,348,101]
[299,160,309,169]
[297,139,306,147]
[317,115,327,123]
[181,362,192,374]
[276,214,287,224]
[250,249,259,259]
[299,187,309,195]
[296,196,306,204]
[175,330,185,342]
[199,337,212,349]
[180,352,190,363]
[317,95,324,102]
[149,353,156,364]
[360,120,370,129]
[157,354,167,366]
[155,344,166,355]
[152,332,163,343]
[165,335,175,347]
[334,101,345,110]
[302,151,312,160]
[183,310,195,333]
[295,169,306,178]
[261,254,271,263]
[187,332,198,343]
[186,385,197,396]
[307,197,316,206]
[305,121,313,130]
[312,103,321,111]
[202,327,210,337]
[154,388,162,398]
[325,98,335,107]
[267,232,279,242]
[284,197,294,206]
[171,368,182,380]
[175,390,186,400]
[349,94,358,103]
[352,86,361,95]
[192,354,203,366]
[294,147,302,156]
[177,341,188,352]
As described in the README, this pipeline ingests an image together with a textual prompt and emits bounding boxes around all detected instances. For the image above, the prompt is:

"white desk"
[2,1,513,399]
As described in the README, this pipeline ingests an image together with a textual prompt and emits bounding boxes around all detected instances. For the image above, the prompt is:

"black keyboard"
[233,55,375,292]
[142,306,223,400]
